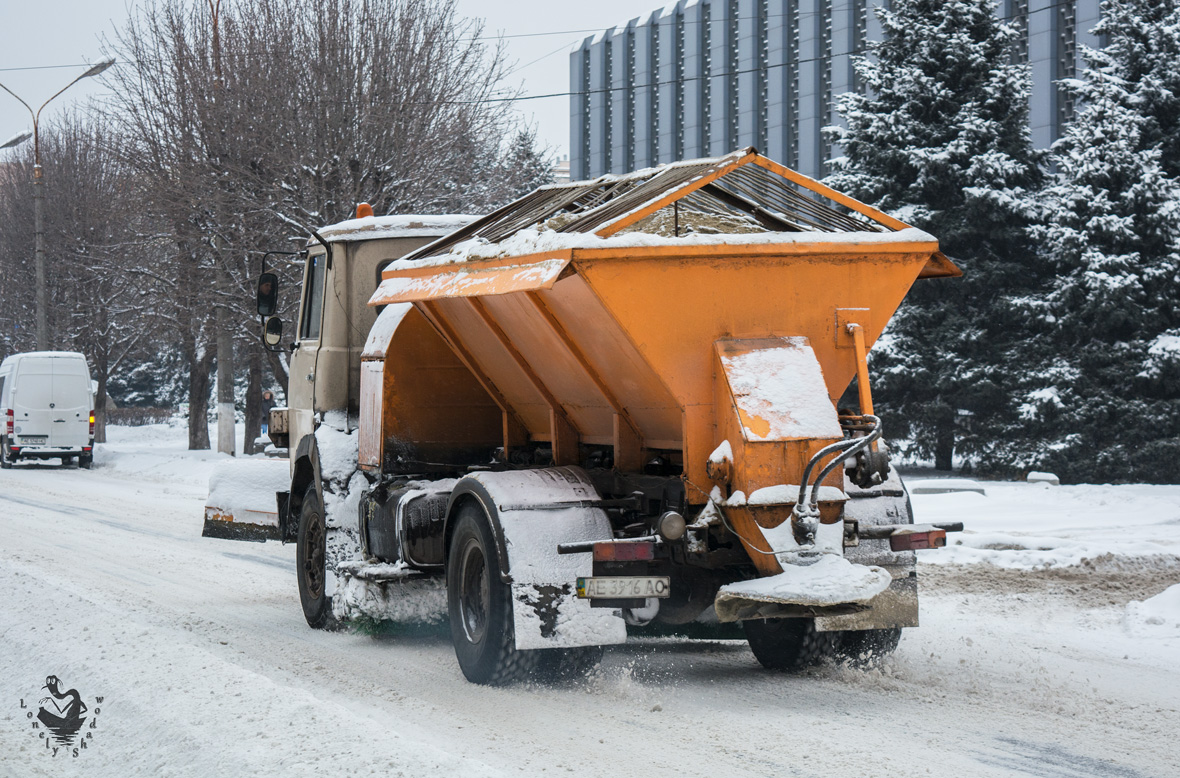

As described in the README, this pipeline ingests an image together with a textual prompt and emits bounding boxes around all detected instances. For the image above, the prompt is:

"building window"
[821,0,833,167]
[604,37,613,173]
[788,0,800,169]
[757,0,769,152]
[1010,0,1030,65]
[727,0,739,151]
[701,2,712,154]
[676,10,686,161]
[581,50,591,179]
[852,0,868,93]
[1056,0,1077,135]
[650,22,661,165]
[626,28,636,172]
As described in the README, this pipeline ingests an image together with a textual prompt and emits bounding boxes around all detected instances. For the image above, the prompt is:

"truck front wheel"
[744,617,839,671]
[296,485,337,630]
[447,502,538,684]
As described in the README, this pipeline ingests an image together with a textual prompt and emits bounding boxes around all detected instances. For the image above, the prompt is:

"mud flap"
[814,574,918,632]
[455,469,628,651]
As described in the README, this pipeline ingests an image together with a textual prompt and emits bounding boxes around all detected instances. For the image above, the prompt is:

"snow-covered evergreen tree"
[1019,10,1180,483]
[826,0,1045,470]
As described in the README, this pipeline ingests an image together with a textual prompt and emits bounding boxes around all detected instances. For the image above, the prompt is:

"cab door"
[287,249,328,453]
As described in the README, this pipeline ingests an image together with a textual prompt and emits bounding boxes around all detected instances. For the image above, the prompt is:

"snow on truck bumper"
[202,458,291,543]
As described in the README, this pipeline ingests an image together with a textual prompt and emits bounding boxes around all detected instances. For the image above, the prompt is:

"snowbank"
[1125,584,1180,638]
[911,482,1180,569]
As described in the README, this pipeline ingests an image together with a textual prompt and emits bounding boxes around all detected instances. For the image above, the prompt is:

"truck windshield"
[300,252,326,340]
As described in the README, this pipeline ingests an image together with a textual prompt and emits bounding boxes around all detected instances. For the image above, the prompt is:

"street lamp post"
[0,58,115,351]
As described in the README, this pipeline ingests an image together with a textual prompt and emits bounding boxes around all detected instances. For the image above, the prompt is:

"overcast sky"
[0,0,649,160]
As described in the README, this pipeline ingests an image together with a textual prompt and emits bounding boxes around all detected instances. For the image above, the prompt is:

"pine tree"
[1018,12,1180,483]
[826,0,1045,470]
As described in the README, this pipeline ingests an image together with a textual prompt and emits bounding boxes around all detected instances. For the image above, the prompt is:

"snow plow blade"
[201,458,291,543]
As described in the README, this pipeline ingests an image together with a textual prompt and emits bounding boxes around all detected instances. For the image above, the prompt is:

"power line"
[0,0,1095,107]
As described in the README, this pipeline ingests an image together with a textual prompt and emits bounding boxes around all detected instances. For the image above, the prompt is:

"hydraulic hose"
[807,416,880,511]
[794,436,865,508]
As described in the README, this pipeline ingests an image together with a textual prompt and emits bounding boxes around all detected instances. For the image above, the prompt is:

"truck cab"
[243,213,477,531]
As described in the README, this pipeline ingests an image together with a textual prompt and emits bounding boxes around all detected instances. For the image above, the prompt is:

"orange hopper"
[360,149,958,575]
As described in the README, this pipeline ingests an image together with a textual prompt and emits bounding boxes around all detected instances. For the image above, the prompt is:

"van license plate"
[576,576,670,599]
[20,436,47,445]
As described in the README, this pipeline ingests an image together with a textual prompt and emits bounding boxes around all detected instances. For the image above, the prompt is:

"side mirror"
[263,316,283,347]
[257,272,279,316]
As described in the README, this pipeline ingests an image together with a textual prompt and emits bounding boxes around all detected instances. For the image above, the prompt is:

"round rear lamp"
[656,511,686,541]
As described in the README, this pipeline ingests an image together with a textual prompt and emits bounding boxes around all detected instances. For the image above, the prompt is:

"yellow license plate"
[576,576,670,599]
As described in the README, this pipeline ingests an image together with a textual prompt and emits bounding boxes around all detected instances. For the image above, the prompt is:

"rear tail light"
[89,410,95,437]
[5,408,11,436]
[889,529,947,552]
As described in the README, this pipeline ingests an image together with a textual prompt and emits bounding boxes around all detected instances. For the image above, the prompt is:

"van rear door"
[50,357,91,448]
[12,358,55,445]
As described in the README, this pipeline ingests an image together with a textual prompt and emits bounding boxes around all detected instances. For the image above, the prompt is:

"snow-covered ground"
[0,424,1177,776]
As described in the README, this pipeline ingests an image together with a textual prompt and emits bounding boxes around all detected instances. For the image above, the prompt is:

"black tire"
[447,502,539,685]
[296,484,337,630]
[533,645,605,683]
[61,456,75,467]
[744,618,839,671]
[0,439,11,469]
[836,627,902,667]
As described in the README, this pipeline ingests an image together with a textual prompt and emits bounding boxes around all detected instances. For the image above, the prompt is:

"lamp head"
[0,131,32,150]
[81,58,116,79]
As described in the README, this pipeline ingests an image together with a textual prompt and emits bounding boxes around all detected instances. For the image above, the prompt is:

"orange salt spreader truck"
[205,149,963,684]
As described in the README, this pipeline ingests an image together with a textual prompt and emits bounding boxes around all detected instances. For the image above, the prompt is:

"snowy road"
[1,426,1178,777]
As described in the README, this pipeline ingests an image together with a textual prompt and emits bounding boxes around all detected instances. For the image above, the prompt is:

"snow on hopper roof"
[396,148,959,279]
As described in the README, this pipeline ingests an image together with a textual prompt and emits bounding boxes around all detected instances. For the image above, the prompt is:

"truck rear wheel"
[0,439,11,469]
[837,627,901,666]
[447,502,538,685]
[534,645,604,682]
[744,617,839,671]
[296,485,338,630]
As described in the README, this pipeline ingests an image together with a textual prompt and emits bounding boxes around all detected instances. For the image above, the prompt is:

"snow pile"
[707,439,732,464]
[911,482,1180,569]
[1125,584,1180,638]
[746,484,847,505]
[315,414,359,485]
[718,337,842,440]
[717,554,891,608]
[335,562,447,624]
[97,422,231,490]
[384,225,937,270]
[205,458,290,523]
[316,213,477,242]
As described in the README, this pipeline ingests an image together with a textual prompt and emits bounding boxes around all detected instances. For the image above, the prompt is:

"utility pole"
[0,58,115,351]
[208,0,236,456]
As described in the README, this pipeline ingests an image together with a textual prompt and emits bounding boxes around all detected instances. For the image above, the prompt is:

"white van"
[0,351,95,468]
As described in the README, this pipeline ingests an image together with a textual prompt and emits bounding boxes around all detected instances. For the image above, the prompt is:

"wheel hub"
[303,510,325,599]
[457,538,490,645]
